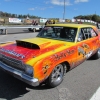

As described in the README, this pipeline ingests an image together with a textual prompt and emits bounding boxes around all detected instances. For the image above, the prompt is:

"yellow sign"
[0,18,4,22]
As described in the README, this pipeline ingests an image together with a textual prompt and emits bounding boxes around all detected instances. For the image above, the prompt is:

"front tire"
[33,28,36,32]
[28,28,31,31]
[47,64,64,88]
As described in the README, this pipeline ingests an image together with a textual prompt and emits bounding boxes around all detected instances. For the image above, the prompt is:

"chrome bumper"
[0,61,39,86]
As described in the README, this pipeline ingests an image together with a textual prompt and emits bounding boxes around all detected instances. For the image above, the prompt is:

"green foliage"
[0,11,41,18]
[74,14,100,22]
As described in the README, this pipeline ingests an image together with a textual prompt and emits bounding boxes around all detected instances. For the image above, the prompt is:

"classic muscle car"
[0,24,100,88]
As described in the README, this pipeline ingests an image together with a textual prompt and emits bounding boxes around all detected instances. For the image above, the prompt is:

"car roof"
[46,24,95,28]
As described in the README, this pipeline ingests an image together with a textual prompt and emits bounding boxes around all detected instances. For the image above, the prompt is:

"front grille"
[1,54,25,71]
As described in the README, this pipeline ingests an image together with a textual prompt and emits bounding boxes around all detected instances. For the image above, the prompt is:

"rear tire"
[0,29,3,34]
[47,64,64,88]
[92,48,100,59]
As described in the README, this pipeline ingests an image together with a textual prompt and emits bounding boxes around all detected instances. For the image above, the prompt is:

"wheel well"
[44,61,70,85]
[61,61,70,73]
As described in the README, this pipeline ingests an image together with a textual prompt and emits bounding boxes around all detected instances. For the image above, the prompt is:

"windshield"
[37,26,78,42]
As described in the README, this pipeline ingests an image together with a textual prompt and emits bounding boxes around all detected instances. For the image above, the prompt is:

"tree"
[74,14,100,22]
[92,14,98,22]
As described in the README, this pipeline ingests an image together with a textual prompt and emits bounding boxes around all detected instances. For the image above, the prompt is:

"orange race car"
[0,24,100,88]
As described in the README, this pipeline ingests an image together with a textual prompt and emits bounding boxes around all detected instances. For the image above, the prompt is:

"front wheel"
[47,64,64,88]
[28,28,31,31]
[33,28,36,32]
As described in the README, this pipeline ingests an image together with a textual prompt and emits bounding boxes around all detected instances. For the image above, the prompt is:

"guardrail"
[0,25,44,35]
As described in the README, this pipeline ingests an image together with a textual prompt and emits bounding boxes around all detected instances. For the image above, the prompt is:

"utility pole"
[63,0,66,20]
[95,11,96,15]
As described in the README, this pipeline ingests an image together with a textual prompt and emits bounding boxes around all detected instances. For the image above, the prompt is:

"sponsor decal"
[78,44,93,59]
[85,50,93,59]
[42,65,49,74]
[82,43,89,49]
[53,49,75,61]
[78,47,86,57]
[42,60,51,74]
[0,48,25,59]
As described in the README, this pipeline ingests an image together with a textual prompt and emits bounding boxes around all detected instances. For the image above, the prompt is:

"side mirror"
[77,37,82,42]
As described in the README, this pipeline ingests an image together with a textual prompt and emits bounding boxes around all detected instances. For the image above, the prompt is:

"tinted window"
[77,27,98,42]
[37,26,77,42]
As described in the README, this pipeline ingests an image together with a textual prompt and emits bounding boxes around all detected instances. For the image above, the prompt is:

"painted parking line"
[90,87,100,100]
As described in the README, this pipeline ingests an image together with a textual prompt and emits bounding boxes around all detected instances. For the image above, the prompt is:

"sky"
[0,0,99,19]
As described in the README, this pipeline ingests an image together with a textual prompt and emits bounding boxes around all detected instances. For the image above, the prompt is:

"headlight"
[24,64,33,77]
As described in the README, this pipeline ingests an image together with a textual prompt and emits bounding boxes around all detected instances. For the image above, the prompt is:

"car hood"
[0,37,68,62]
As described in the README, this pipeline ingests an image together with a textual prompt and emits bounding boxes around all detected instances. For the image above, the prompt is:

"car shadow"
[0,70,50,100]
[87,56,99,61]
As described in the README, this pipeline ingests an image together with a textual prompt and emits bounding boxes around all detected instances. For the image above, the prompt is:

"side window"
[77,27,98,42]
[82,28,95,40]
[77,30,84,42]
[90,28,98,37]
[60,28,77,42]
[82,28,90,39]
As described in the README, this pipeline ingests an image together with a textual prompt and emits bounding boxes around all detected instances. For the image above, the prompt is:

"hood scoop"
[16,40,40,49]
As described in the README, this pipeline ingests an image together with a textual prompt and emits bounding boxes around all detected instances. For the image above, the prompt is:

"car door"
[75,27,94,66]
[88,27,99,54]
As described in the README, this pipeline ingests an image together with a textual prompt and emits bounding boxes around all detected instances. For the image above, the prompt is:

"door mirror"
[77,37,82,42]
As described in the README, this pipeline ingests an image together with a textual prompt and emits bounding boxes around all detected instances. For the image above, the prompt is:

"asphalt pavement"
[0,28,100,100]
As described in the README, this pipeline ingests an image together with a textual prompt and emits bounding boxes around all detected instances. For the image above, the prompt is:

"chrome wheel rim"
[51,64,63,83]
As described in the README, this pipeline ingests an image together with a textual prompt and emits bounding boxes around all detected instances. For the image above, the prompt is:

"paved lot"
[0,28,100,100]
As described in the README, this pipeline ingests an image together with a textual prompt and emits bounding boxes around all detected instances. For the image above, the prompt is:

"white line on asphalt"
[0,41,15,44]
[90,87,100,100]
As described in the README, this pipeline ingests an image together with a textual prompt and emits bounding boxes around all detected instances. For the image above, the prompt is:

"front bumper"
[0,61,39,86]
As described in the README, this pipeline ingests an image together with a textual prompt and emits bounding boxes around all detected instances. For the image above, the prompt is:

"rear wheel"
[92,48,100,59]
[47,64,64,88]
[0,29,3,34]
